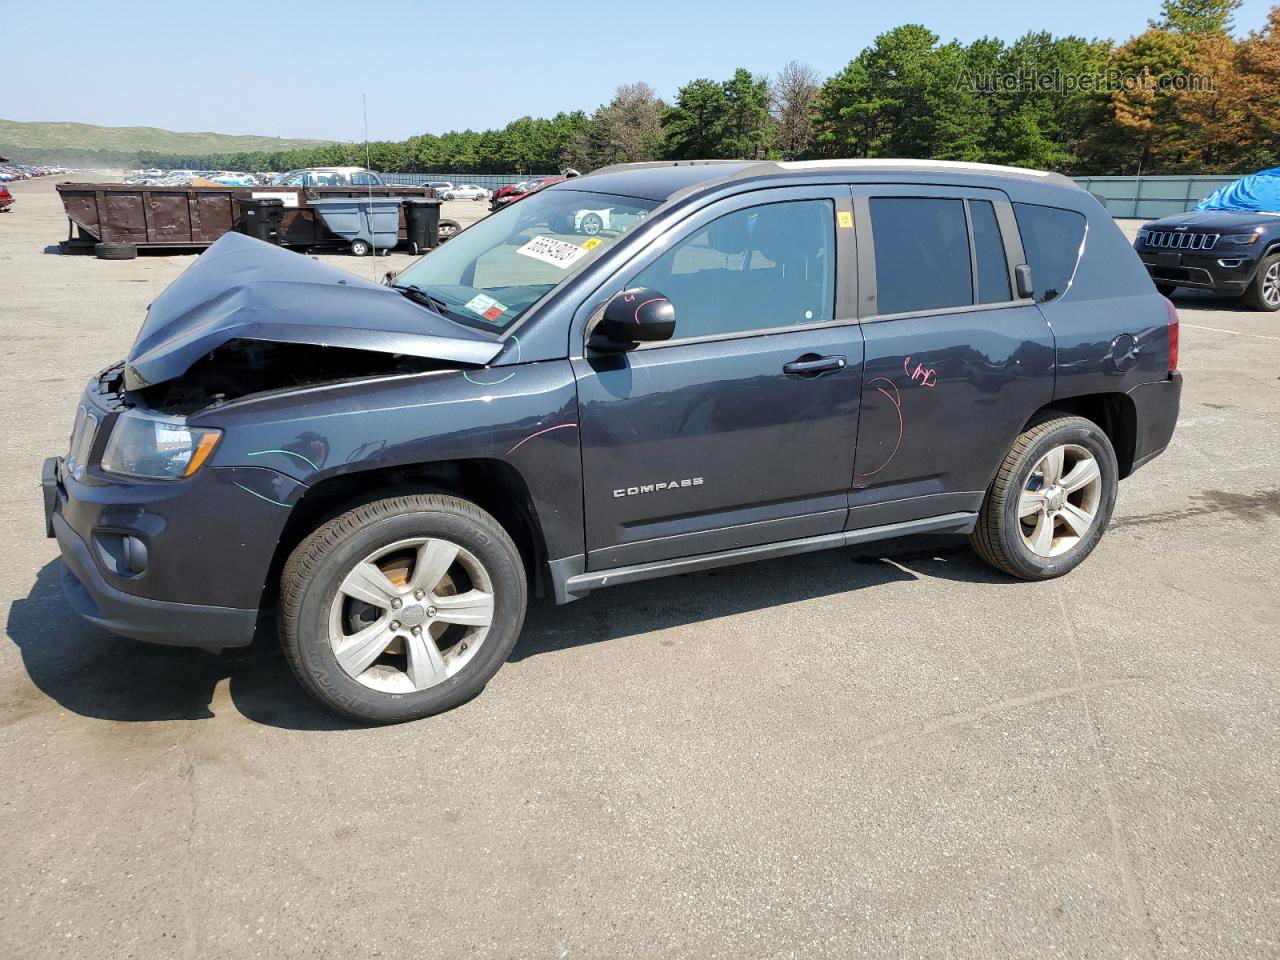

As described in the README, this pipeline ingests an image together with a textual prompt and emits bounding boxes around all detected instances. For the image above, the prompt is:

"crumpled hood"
[124,232,502,390]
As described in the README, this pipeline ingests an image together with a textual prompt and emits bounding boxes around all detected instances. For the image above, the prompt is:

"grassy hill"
[0,119,339,166]
[0,119,335,154]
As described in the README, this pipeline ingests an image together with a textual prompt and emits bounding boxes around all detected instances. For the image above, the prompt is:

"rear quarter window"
[1012,202,1086,303]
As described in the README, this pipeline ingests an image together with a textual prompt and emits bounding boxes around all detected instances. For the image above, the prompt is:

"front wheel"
[349,238,371,257]
[279,494,527,724]
[970,415,1118,580]
[1242,253,1280,311]
[437,219,460,241]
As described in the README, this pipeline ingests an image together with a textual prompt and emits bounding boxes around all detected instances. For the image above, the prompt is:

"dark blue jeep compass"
[43,159,1182,723]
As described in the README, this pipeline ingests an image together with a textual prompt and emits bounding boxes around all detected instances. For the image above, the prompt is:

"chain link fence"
[380,172,540,191]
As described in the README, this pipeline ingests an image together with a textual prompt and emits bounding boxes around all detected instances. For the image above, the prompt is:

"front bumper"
[43,371,310,650]
[45,456,259,649]
[1138,249,1258,293]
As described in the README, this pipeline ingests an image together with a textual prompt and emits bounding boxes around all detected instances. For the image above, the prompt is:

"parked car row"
[0,162,66,182]
[125,169,281,187]
[424,181,491,201]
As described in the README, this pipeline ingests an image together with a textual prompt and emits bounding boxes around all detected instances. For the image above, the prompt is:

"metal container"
[306,197,405,256]
[55,182,432,252]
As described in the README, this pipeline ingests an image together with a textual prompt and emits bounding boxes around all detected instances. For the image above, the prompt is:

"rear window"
[1012,202,1086,302]
[870,197,972,315]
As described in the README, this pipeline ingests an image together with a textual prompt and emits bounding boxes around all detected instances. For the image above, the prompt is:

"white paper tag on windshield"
[516,235,589,269]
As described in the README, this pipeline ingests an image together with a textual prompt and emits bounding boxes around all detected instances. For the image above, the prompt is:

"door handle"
[784,354,846,377]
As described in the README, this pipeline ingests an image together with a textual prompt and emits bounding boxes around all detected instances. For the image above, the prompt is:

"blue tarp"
[1195,167,1280,212]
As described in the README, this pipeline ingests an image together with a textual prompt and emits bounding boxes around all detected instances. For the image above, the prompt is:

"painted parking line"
[1181,322,1280,342]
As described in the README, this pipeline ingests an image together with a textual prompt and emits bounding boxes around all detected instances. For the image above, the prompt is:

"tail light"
[1164,296,1179,372]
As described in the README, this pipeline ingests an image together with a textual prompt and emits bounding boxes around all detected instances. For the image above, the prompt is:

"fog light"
[1217,258,1244,268]
[93,532,148,577]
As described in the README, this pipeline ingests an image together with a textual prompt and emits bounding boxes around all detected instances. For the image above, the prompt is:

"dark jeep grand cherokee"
[1135,210,1280,310]
[44,159,1182,723]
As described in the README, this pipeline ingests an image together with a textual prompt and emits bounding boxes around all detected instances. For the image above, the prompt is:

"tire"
[1155,282,1177,298]
[94,241,137,260]
[1242,253,1280,311]
[409,241,421,256]
[443,193,455,201]
[280,493,527,724]
[438,219,460,241]
[970,415,1118,580]
[349,239,371,257]
[579,213,604,236]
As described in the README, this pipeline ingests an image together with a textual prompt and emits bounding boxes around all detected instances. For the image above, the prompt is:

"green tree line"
[20,0,1276,177]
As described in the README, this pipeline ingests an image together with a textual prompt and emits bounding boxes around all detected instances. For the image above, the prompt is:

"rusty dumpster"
[56,182,435,254]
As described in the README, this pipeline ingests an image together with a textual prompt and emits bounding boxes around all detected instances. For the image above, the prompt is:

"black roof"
[567,159,1077,204]
[566,161,758,202]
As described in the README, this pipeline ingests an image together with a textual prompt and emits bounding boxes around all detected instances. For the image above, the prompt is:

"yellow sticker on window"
[581,236,603,250]
[837,211,854,229]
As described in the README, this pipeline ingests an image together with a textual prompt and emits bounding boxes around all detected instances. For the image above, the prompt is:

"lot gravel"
[1,174,1277,960]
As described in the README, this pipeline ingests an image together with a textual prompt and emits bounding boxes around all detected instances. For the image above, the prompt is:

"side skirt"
[548,512,977,604]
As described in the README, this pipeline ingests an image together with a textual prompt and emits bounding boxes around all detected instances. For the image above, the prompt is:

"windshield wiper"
[394,283,452,316]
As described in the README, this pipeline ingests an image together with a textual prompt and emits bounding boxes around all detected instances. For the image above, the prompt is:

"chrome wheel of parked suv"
[1244,253,1280,311]
[971,415,1118,580]
[280,494,526,724]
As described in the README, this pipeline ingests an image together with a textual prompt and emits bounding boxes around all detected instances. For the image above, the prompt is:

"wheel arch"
[264,458,550,611]
[1021,393,1138,478]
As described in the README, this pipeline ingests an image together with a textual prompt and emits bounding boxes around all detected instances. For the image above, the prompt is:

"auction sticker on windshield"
[516,235,590,269]
[463,293,508,323]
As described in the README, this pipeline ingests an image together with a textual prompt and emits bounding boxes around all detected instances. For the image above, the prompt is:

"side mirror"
[597,288,676,344]
[1014,264,1035,300]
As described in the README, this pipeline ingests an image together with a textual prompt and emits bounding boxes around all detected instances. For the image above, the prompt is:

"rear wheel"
[94,242,137,260]
[437,219,460,241]
[280,494,527,724]
[971,415,1118,580]
[349,238,371,257]
[579,213,604,235]
[1242,253,1280,311]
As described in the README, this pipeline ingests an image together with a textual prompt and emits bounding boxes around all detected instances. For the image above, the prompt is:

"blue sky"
[6,0,1278,142]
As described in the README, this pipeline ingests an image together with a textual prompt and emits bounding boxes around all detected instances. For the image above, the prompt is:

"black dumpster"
[403,198,442,254]
[237,198,285,244]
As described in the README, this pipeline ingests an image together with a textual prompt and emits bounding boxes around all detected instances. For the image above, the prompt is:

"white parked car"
[442,183,491,201]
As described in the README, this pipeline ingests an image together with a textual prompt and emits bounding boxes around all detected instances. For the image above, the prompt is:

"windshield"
[393,188,658,332]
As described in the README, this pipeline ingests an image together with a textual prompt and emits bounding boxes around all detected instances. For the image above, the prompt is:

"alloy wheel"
[1018,444,1103,558]
[1264,262,1280,306]
[328,537,495,694]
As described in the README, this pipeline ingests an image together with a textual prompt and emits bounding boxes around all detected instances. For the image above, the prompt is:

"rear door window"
[1012,202,1086,302]
[869,197,972,315]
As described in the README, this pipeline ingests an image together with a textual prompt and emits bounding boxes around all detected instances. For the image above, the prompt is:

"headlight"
[1220,233,1260,245]
[101,410,221,480]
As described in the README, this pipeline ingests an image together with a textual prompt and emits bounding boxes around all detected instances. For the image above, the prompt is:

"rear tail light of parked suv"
[1164,297,1179,373]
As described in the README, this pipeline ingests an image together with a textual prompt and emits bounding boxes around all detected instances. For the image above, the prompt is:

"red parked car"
[0,185,13,212]
[488,175,566,212]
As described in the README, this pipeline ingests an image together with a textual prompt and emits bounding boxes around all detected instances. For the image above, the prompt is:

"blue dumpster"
[307,196,403,256]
